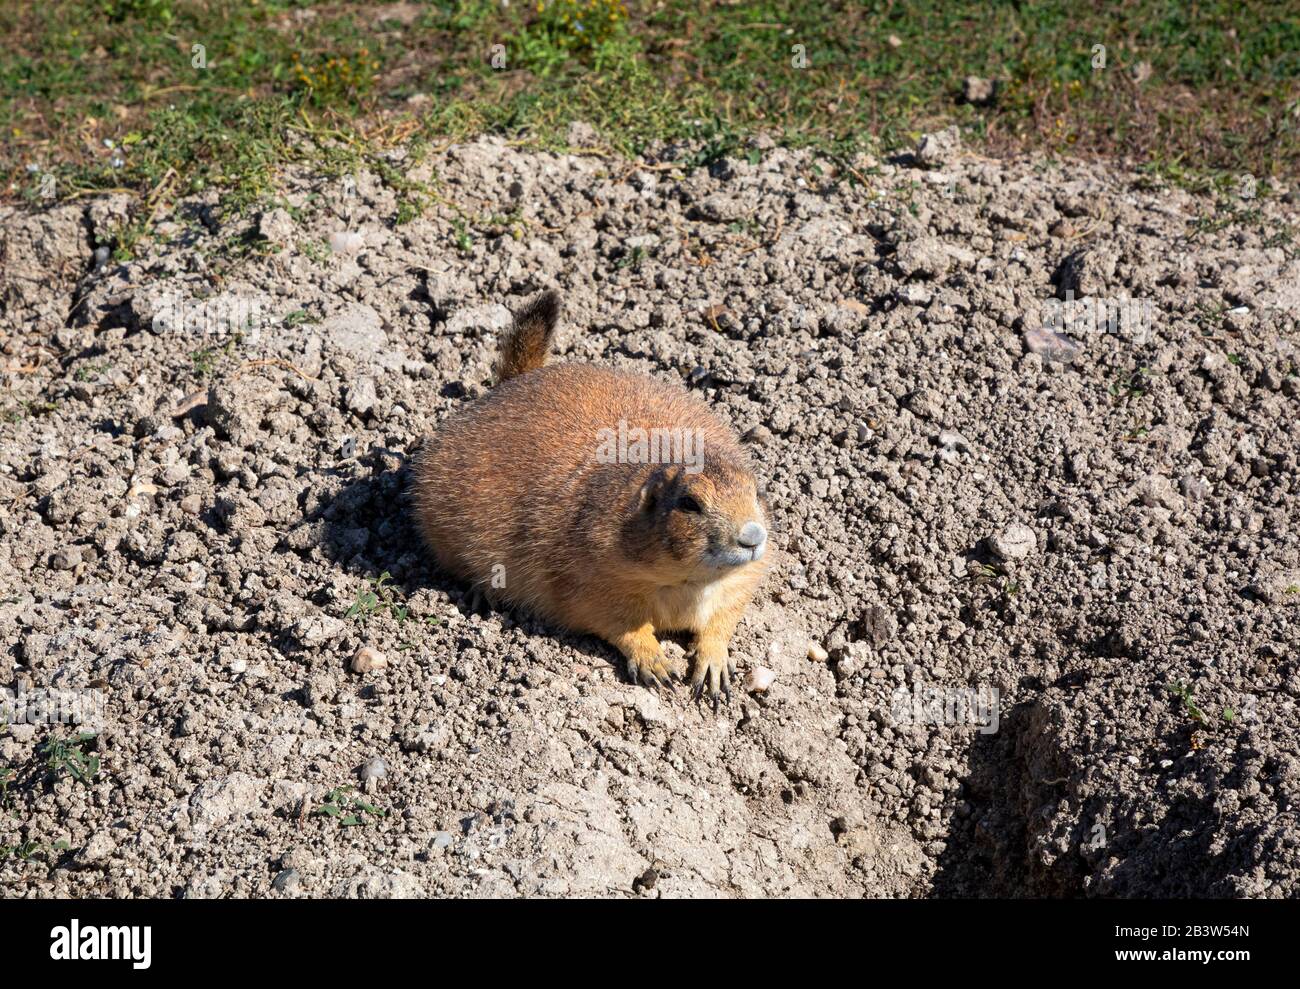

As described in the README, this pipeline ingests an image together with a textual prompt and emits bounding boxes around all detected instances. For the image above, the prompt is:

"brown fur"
[412,291,772,704]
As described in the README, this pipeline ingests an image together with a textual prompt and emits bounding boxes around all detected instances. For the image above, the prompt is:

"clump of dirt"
[1,132,1297,897]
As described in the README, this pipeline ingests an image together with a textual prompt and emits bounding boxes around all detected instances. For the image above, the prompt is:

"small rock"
[745,665,777,693]
[856,605,898,646]
[807,642,829,662]
[272,868,301,893]
[351,647,387,674]
[346,376,378,417]
[1249,571,1300,606]
[962,76,997,105]
[50,547,80,571]
[293,614,344,648]
[697,192,756,223]
[937,429,969,450]
[172,389,207,418]
[914,125,961,168]
[329,230,365,254]
[76,831,116,866]
[1180,475,1210,503]
[895,238,952,279]
[257,208,296,245]
[359,757,387,783]
[400,724,449,754]
[566,120,600,146]
[989,523,1036,561]
[1023,326,1081,364]
[1135,475,1183,512]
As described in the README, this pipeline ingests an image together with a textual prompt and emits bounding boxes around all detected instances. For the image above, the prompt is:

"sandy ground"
[1,128,1298,897]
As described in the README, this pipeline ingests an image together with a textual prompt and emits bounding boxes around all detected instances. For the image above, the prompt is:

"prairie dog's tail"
[495,290,561,384]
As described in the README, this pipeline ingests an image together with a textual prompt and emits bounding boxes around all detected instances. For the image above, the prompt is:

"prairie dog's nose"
[738,521,767,548]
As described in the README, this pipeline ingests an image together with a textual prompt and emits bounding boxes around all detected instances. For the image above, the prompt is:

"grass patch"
[2,0,1297,215]
[314,786,386,827]
[38,731,101,786]
[344,571,409,626]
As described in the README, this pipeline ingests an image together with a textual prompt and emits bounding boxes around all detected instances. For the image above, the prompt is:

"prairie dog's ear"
[495,290,561,384]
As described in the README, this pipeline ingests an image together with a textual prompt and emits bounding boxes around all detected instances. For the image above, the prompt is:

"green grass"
[344,570,409,626]
[37,732,101,786]
[3,0,1298,219]
[314,786,386,827]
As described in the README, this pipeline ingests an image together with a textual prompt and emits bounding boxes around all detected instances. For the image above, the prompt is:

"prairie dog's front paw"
[612,625,681,690]
[626,649,682,690]
[691,641,735,710]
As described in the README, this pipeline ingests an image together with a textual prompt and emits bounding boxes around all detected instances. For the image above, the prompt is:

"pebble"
[1022,326,1081,364]
[632,867,659,893]
[1136,474,1183,511]
[962,75,996,105]
[50,547,80,571]
[258,208,296,244]
[745,665,777,693]
[988,523,1037,561]
[913,125,960,168]
[76,830,117,866]
[328,230,364,253]
[359,757,387,783]
[272,868,301,893]
[807,642,829,662]
[351,647,387,674]
[938,429,970,450]
[346,376,378,417]
[857,605,898,645]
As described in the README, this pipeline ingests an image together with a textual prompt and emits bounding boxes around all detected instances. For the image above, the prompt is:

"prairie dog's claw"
[627,651,676,691]
[691,648,731,713]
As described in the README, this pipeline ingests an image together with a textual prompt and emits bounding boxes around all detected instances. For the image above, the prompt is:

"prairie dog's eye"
[677,495,703,514]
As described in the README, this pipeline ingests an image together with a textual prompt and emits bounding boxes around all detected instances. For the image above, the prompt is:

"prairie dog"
[412,291,771,706]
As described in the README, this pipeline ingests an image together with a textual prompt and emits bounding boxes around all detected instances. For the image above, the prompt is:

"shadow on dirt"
[311,444,628,679]
[929,675,1247,898]
[928,700,1037,898]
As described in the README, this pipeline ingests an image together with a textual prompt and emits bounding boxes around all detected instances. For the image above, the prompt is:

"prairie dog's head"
[620,460,770,581]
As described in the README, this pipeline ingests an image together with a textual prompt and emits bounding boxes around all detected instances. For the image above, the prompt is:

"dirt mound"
[1,134,1297,897]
